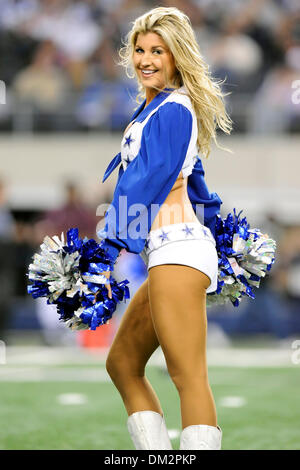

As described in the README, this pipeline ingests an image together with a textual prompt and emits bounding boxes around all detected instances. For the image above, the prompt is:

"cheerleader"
[97,7,232,450]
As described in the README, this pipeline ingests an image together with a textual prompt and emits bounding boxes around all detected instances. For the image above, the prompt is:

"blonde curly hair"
[119,6,232,159]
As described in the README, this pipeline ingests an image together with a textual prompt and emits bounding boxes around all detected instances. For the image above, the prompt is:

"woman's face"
[133,32,177,94]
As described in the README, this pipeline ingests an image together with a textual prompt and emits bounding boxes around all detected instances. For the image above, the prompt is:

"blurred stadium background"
[0,0,300,450]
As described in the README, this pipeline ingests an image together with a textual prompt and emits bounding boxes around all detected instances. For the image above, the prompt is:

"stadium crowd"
[0,0,299,133]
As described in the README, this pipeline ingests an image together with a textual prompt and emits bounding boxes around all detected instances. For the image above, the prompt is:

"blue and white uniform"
[98,86,222,291]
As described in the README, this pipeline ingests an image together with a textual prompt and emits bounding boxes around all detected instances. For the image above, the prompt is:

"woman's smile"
[140,69,158,78]
[140,69,158,77]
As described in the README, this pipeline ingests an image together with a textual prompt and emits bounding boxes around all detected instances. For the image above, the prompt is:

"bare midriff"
[123,120,200,232]
[150,172,199,230]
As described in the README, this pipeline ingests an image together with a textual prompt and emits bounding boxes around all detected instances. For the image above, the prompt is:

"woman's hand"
[93,270,112,303]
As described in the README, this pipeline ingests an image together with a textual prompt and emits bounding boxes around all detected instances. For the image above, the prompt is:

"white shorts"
[139,222,218,293]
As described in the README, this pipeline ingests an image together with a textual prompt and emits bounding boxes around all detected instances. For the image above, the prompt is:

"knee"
[105,349,143,384]
[168,366,209,393]
[105,351,123,383]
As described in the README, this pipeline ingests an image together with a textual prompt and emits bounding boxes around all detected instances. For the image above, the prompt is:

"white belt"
[144,222,216,255]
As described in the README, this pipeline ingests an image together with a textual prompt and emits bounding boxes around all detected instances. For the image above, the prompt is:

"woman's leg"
[106,278,162,416]
[148,264,217,430]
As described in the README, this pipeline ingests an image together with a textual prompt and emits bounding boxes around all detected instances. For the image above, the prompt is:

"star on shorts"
[158,230,170,243]
[182,225,194,237]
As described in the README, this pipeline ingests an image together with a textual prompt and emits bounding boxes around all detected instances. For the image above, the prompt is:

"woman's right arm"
[98,102,194,263]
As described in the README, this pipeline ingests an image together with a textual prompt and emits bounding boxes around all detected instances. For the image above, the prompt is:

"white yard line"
[2,346,298,370]
[57,393,88,405]
[0,366,110,382]
[5,346,108,365]
[206,348,295,368]
[219,396,247,408]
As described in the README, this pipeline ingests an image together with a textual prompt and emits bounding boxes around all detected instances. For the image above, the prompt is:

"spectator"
[34,181,99,241]
[248,59,300,133]
[0,177,14,240]
[12,40,69,114]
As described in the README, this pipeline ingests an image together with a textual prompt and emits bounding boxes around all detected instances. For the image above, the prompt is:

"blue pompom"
[27,228,130,330]
[207,208,277,308]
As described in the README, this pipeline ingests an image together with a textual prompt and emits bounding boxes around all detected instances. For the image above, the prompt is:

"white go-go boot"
[180,424,222,450]
[127,410,173,450]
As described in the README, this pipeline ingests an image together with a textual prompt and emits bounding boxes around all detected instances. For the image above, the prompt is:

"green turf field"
[0,364,299,450]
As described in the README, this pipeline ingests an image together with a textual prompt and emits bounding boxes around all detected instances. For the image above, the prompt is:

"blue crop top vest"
[98,86,223,264]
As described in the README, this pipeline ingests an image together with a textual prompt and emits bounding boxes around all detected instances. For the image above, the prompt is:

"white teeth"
[142,70,156,74]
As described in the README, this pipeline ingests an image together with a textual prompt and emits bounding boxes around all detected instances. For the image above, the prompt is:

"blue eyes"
[135,48,162,55]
